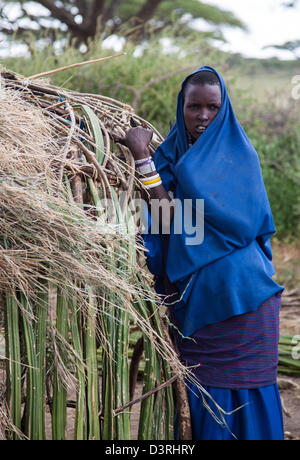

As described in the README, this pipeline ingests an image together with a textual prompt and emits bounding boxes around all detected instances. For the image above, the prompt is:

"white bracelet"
[137,162,157,175]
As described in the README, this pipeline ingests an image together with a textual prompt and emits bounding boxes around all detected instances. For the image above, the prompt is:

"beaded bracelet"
[135,157,156,175]
[135,156,152,165]
[144,179,162,189]
[140,173,162,189]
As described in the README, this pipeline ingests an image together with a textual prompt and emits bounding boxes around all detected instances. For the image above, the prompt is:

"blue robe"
[143,65,283,337]
[142,66,284,440]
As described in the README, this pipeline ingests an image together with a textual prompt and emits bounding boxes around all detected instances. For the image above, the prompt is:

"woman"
[122,66,284,440]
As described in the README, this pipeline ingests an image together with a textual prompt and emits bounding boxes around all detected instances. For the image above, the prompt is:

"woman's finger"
[130,117,139,127]
[114,135,127,146]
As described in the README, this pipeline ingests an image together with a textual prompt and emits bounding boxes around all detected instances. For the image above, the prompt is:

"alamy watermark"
[95,191,205,246]
[291,335,300,360]
[291,75,300,100]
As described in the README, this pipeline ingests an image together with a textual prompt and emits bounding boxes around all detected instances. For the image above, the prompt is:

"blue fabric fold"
[179,382,284,440]
[142,66,283,337]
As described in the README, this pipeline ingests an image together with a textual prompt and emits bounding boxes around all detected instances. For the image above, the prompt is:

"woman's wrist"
[131,145,150,161]
[124,127,153,160]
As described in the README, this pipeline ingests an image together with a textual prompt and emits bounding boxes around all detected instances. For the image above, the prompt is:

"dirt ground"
[280,375,300,440]
[277,292,300,442]
[272,240,300,440]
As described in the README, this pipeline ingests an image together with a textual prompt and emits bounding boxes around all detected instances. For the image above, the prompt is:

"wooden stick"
[69,146,84,204]
[158,315,193,441]
[27,53,127,80]
[113,374,178,415]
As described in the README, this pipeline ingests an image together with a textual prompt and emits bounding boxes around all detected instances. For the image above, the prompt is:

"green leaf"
[82,105,105,165]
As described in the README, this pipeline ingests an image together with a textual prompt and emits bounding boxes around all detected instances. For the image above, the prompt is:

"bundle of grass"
[0,68,203,441]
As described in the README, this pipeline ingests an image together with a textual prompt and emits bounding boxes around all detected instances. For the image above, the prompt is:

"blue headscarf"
[143,66,283,337]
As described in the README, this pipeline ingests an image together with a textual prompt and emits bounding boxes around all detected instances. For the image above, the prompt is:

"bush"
[252,131,300,240]
[237,93,300,240]
[2,32,299,239]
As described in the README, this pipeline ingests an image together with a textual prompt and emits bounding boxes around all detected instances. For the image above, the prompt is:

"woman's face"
[183,83,222,141]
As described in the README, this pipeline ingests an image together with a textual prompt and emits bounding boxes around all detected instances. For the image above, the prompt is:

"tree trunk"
[136,0,163,22]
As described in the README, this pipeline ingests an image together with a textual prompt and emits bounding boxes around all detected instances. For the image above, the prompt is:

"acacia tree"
[0,0,245,47]
[266,1,300,59]
[282,0,298,6]
[267,40,300,60]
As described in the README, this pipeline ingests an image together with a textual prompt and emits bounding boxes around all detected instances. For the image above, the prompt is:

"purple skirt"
[170,291,282,389]
[171,292,284,440]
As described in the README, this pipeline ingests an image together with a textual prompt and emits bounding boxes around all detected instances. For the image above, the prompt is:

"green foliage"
[2,32,299,240]
[154,0,245,28]
[2,29,228,134]
[252,132,300,240]
[231,83,300,240]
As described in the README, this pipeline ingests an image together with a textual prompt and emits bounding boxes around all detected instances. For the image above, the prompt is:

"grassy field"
[230,58,300,104]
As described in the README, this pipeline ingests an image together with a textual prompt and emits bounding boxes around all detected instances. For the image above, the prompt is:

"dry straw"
[0,68,229,440]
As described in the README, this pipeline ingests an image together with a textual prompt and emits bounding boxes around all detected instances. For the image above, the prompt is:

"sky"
[198,0,300,59]
[1,0,300,60]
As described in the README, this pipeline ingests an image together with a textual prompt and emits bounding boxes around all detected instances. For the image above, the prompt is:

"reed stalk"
[69,295,86,440]
[34,291,48,439]
[20,292,46,440]
[4,294,22,440]
[51,289,68,440]
[278,335,300,374]
[138,335,156,440]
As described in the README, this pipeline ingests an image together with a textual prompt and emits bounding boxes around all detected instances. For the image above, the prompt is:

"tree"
[265,1,300,60]
[265,40,300,60]
[282,0,298,7]
[0,0,245,47]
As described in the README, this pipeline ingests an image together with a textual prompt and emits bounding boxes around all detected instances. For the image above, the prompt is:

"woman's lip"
[195,126,207,133]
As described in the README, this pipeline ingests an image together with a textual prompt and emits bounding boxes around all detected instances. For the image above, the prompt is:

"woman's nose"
[198,110,209,121]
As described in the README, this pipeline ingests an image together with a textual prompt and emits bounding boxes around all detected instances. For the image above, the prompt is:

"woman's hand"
[116,125,174,228]
[117,127,153,161]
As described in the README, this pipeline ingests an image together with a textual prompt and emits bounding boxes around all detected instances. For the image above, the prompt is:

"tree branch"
[84,0,106,35]
[111,65,197,111]
[35,0,78,29]
[114,374,178,415]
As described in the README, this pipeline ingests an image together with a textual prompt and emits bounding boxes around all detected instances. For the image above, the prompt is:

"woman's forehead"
[184,83,222,102]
